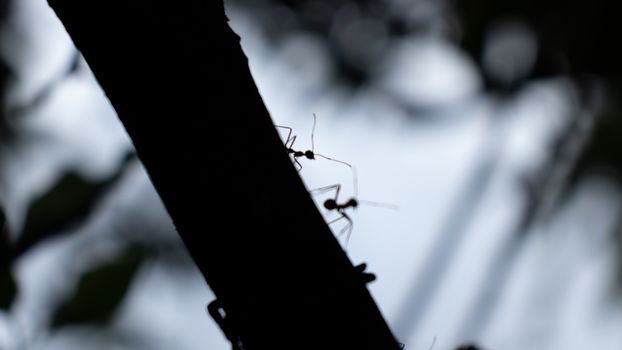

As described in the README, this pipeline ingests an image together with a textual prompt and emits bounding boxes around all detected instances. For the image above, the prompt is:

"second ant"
[311,167,398,246]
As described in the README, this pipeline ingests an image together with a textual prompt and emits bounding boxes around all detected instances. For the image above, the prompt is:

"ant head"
[347,198,358,208]
[324,199,337,210]
[304,150,315,159]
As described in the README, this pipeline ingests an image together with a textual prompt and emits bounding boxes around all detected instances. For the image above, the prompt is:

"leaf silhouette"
[51,247,145,328]
[14,153,135,257]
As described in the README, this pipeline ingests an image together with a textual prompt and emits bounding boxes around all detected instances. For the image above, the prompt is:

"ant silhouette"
[276,113,352,171]
[310,167,398,245]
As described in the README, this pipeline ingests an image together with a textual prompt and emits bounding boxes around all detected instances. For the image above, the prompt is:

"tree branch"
[47,0,399,349]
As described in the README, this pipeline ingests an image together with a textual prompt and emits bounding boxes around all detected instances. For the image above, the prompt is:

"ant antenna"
[351,166,398,210]
[353,166,359,198]
[276,114,353,171]
[311,113,317,153]
[357,199,400,210]
[311,113,353,168]
[314,153,353,168]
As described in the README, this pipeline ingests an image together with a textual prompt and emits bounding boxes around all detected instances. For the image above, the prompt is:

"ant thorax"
[323,198,358,210]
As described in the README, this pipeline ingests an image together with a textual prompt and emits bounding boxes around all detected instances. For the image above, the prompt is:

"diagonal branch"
[46,1,400,349]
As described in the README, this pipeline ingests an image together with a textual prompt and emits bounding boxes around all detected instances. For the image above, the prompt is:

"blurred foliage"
[51,246,146,328]
[0,58,9,126]
[231,0,429,87]
[0,0,156,339]
[0,0,12,138]
[0,209,10,263]
[1,151,137,312]
[457,0,622,89]
[231,0,622,94]
[570,100,622,181]
[14,153,136,257]
[0,209,17,310]
[230,0,622,198]
[0,268,16,310]
[456,0,622,290]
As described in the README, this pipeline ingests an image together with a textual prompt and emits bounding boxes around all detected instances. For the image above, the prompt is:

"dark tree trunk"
[47,1,400,349]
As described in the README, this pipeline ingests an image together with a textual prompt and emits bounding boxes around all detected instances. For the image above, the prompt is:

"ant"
[312,182,357,243]
[276,113,351,171]
[310,167,398,245]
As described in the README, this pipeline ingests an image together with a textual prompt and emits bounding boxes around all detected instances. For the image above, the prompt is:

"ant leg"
[275,125,299,150]
[309,183,341,200]
[288,135,298,150]
[293,157,303,172]
[324,213,352,244]
[338,212,354,245]
[275,125,293,146]
[324,212,352,238]
[328,210,354,246]
[326,213,347,225]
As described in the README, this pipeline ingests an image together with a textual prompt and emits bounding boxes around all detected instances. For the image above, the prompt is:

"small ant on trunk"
[312,182,357,242]
[311,167,398,245]
[276,113,351,171]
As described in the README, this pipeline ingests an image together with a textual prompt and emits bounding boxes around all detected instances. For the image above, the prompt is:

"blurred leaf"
[569,101,622,183]
[0,209,17,310]
[51,247,145,328]
[0,52,13,138]
[0,208,10,260]
[0,266,17,310]
[14,153,135,257]
[9,50,83,120]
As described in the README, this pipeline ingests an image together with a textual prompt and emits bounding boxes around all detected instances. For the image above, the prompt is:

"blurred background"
[1,0,622,349]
